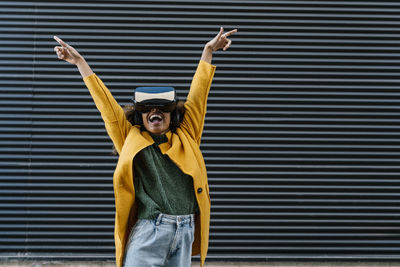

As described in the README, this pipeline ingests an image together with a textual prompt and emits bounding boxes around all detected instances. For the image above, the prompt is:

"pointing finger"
[224,29,238,37]
[54,36,68,48]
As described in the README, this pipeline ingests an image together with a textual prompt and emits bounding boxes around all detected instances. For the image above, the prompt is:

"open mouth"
[148,113,163,124]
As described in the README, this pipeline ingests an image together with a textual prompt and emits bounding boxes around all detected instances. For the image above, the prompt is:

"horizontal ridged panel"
[2,0,400,262]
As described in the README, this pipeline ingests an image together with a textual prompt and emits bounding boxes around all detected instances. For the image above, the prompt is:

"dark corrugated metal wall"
[2,0,400,261]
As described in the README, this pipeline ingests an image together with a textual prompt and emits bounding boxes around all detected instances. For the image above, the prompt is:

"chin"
[147,127,169,135]
[150,130,163,135]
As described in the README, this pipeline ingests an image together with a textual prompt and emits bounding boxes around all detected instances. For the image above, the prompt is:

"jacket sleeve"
[83,74,132,154]
[181,60,216,145]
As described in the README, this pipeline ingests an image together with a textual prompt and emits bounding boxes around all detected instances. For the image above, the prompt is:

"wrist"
[204,43,214,52]
[201,44,213,64]
[75,56,85,66]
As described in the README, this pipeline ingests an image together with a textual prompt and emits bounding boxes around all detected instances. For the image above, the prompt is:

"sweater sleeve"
[83,74,132,154]
[181,60,216,145]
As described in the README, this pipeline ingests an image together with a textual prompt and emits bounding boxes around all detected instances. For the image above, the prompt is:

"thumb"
[216,27,224,39]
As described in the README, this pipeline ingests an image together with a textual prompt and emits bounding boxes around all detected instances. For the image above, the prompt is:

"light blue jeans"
[123,213,195,267]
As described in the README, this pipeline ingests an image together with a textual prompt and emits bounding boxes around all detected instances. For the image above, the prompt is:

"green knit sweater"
[133,133,199,220]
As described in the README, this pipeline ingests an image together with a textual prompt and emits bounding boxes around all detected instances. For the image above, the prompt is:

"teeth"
[150,115,162,120]
[149,114,162,122]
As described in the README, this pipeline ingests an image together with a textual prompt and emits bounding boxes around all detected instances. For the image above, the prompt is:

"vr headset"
[133,86,177,113]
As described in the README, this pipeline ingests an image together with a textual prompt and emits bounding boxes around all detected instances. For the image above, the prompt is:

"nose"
[151,107,165,113]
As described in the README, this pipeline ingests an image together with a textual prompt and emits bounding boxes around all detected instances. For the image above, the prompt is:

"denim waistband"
[155,213,194,227]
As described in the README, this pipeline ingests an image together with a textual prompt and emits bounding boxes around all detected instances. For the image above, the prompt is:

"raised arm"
[201,27,237,64]
[54,36,131,154]
[181,27,237,144]
[54,36,93,78]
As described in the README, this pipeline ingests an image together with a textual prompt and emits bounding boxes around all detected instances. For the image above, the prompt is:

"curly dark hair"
[111,101,186,155]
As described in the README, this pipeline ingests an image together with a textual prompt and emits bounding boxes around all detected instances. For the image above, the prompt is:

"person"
[53,27,237,267]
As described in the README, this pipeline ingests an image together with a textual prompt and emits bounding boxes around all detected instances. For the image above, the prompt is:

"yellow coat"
[83,60,216,267]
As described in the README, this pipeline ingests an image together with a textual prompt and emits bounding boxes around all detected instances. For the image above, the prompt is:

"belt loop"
[190,214,194,228]
[156,213,163,226]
